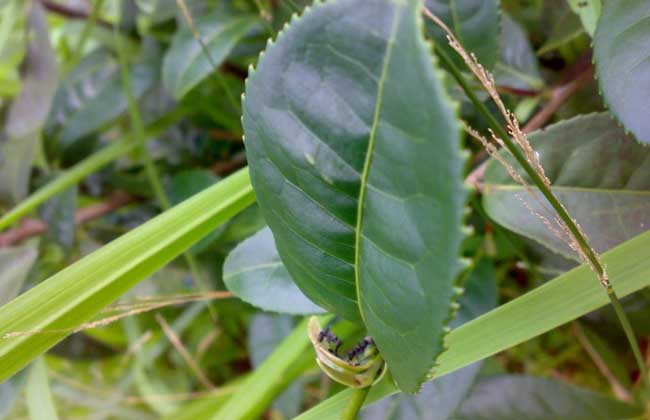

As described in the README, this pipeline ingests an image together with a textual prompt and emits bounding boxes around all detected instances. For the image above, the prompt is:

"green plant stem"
[341,386,371,420]
[66,0,105,72]
[433,43,648,387]
[0,110,185,231]
[114,20,215,319]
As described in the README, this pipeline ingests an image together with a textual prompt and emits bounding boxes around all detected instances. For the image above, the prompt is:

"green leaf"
[244,0,465,392]
[294,230,650,419]
[25,357,59,420]
[567,0,601,36]
[0,168,254,382]
[213,316,330,420]
[223,227,325,315]
[0,244,37,306]
[59,58,158,147]
[162,13,259,99]
[484,113,650,260]
[536,9,585,56]
[0,109,184,231]
[0,4,58,205]
[38,185,77,252]
[594,0,650,143]
[451,375,640,419]
[494,13,543,91]
[362,259,497,420]
[424,0,500,70]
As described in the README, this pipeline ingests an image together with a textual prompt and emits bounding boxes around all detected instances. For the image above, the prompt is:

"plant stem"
[341,386,371,420]
[114,18,217,320]
[433,41,649,388]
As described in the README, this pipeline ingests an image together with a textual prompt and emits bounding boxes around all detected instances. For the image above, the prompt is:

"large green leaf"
[243,0,465,392]
[594,0,650,143]
[162,12,259,99]
[424,0,500,70]
[223,227,325,315]
[362,259,497,420]
[0,168,254,382]
[484,113,650,260]
[451,375,640,419]
[294,230,650,419]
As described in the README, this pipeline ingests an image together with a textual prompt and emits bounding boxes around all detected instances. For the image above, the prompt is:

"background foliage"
[0,0,649,419]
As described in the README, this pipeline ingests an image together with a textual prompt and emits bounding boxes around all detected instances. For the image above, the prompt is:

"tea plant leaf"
[483,113,650,260]
[594,0,650,143]
[294,230,650,419]
[25,357,59,420]
[243,0,465,392]
[452,375,641,419]
[0,168,254,382]
[223,227,326,315]
[162,13,259,99]
[59,59,158,147]
[424,0,500,70]
[361,259,497,420]
[494,13,543,91]
[567,0,600,36]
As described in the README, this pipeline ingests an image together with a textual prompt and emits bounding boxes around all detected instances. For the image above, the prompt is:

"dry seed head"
[423,6,608,286]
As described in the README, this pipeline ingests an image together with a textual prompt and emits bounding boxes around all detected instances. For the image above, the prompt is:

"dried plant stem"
[422,7,648,388]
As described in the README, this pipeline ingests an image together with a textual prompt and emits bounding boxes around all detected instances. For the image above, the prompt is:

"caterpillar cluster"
[318,327,342,355]
[346,337,375,362]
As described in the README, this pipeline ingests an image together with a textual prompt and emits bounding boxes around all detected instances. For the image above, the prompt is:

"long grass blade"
[0,168,254,381]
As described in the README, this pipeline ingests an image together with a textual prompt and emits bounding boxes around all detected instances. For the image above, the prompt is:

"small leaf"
[452,375,641,419]
[567,0,601,36]
[162,12,259,99]
[424,0,500,70]
[484,113,650,260]
[594,0,650,143]
[59,58,158,147]
[0,244,38,306]
[494,13,544,91]
[536,9,585,56]
[244,0,466,392]
[38,185,77,252]
[25,357,59,420]
[223,227,325,315]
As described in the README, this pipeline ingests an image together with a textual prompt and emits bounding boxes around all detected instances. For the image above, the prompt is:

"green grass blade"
[25,357,59,420]
[294,230,650,419]
[0,109,185,231]
[0,168,254,381]
[212,316,330,420]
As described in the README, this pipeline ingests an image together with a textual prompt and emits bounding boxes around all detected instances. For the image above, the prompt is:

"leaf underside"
[484,113,650,260]
[243,0,466,392]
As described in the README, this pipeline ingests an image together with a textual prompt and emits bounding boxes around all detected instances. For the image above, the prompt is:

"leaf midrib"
[354,5,403,321]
